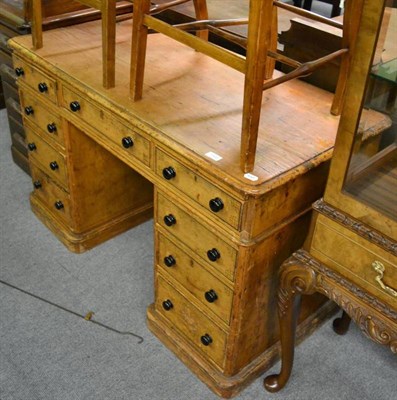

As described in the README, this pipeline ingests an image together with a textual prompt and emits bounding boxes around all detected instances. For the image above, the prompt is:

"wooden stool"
[31,0,117,88]
[263,250,397,392]
[129,0,361,173]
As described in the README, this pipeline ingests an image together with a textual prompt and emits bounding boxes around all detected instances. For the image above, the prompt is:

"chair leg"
[264,258,317,392]
[264,6,278,80]
[332,310,351,335]
[130,0,151,100]
[331,0,363,115]
[192,0,209,40]
[240,0,273,173]
[102,0,116,88]
[31,0,43,49]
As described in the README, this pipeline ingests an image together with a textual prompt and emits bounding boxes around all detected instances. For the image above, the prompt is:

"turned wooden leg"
[333,310,351,335]
[264,257,317,392]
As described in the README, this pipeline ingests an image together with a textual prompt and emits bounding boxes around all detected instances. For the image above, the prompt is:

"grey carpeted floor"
[0,105,396,400]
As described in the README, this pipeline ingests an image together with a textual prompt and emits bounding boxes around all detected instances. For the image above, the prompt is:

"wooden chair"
[31,0,117,88]
[130,0,362,173]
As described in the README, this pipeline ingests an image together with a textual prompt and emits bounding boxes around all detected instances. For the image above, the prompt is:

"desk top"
[9,19,389,195]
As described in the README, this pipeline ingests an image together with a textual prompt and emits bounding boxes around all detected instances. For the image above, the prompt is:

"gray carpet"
[0,105,396,400]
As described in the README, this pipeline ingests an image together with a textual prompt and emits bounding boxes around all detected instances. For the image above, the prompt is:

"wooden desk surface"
[9,19,386,195]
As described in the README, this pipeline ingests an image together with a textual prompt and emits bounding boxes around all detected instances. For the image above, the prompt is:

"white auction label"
[244,173,259,181]
[205,152,223,161]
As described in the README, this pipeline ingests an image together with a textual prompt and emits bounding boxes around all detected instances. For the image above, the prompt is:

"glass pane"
[343,3,397,222]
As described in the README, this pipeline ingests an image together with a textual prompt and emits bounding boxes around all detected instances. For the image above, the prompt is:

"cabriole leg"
[264,257,317,392]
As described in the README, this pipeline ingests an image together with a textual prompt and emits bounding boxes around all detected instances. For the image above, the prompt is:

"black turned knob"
[162,299,173,311]
[38,82,48,93]
[121,136,134,149]
[200,334,213,346]
[205,290,218,303]
[15,67,24,77]
[164,255,176,267]
[49,161,59,171]
[27,142,37,151]
[207,248,220,262]
[164,214,176,227]
[209,197,224,213]
[162,166,176,180]
[24,106,34,116]
[70,101,80,112]
[54,201,64,210]
[33,180,42,189]
[47,123,57,133]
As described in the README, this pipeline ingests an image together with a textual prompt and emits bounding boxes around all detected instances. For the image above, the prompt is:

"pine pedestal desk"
[9,18,387,398]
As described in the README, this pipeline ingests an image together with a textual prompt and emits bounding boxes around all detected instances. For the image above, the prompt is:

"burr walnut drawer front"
[26,127,68,189]
[156,274,227,368]
[311,215,397,308]
[20,89,65,146]
[30,165,72,225]
[157,234,234,324]
[157,192,237,281]
[155,149,241,229]
[13,56,57,103]
[61,86,150,166]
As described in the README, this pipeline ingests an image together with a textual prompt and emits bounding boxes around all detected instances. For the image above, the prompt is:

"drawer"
[30,165,73,226]
[0,64,19,96]
[8,112,25,139]
[13,55,57,103]
[26,127,68,189]
[157,234,234,324]
[0,32,12,56]
[311,215,397,308]
[156,149,241,229]
[157,192,237,281]
[5,97,22,125]
[11,132,28,155]
[156,275,227,368]
[62,86,150,166]
[20,89,65,146]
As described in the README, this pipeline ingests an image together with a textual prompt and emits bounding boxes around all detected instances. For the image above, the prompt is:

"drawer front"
[20,89,65,146]
[5,97,22,125]
[30,165,72,226]
[13,56,57,103]
[62,86,150,166]
[1,63,17,85]
[156,149,241,229]
[26,127,68,189]
[158,234,234,324]
[156,275,227,368]
[157,192,237,281]
[311,215,397,308]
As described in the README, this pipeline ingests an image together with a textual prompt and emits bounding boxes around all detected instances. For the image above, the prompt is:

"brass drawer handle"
[372,261,397,297]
